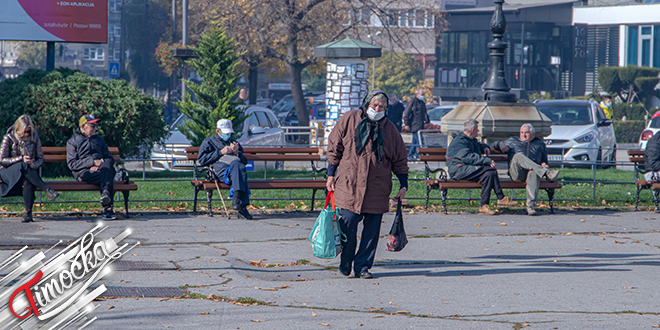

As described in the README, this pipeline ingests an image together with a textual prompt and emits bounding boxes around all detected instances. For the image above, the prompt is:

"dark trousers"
[463,166,505,206]
[338,209,383,274]
[21,164,50,214]
[80,161,115,207]
[212,159,249,206]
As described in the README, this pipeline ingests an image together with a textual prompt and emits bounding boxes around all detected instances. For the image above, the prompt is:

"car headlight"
[574,132,596,144]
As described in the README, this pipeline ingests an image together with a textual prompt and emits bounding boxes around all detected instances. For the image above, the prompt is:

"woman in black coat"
[0,115,59,222]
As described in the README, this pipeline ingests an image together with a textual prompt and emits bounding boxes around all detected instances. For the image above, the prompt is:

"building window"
[628,26,638,65]
[114,26,121,38]
[114,50,121,61]
[83,48,104,60]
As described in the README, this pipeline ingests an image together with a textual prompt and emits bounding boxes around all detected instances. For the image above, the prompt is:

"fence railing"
[0,145,650,211]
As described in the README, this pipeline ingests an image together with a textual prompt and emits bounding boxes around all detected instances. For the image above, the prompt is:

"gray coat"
[446,131,491,180]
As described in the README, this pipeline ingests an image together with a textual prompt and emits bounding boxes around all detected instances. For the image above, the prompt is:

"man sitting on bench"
[446,119,517,215]
[491,123,559,216]
[198,119,252,220]
[67,114,117,220]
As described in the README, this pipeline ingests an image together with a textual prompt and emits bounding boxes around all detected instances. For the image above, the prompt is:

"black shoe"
[101,190,112,207]
[22,213,34,223]
[232,191,244,210]
[102,209,116,220]
[45,188,59,201]
[339,263,351,277]
[236,207,253,220]
[359,271,373,279]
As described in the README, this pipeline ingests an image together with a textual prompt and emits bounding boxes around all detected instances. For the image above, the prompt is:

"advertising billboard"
[0,0,108,43]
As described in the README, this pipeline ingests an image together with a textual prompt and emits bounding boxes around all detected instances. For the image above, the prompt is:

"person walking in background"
[387,94,405,132]
[402,89,429,161]
[446,119,517,215]
[600,95,613,119]
[644,131,660,181]
[1,115,59,223]
[67,114,117,220]
[491,124,560,216]
[198,119,252,220]
[326,90,408,279]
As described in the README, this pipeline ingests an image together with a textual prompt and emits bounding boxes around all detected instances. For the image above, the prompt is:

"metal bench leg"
[441,189,448,214]
[122,191,130,218]
[193,186,199,215]
[546,189,555,214]
[654,189,660,212]
[311,189,317,212]
[425,186,431,211]
[635,186,643,211]
[206,189,213,217]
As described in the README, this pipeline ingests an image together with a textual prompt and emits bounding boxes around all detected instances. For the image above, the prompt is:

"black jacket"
[403,97,428,133]
[387,101,405,132]
[491,136,548,172]
[198,134,247,167]
[645,131,660,172]
[66,129,115,180]
[446,131,491,180]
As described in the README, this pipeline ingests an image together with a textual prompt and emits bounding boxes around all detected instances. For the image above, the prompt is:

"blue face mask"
[220,133,231,141]
[419,95,424,101]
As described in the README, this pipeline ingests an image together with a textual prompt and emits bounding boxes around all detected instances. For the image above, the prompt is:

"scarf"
[355,110,385,163]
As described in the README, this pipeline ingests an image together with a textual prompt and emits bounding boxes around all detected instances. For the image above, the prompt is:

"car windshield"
[428,108,452,120]
[649,117,660,128]
[537,105,593,126]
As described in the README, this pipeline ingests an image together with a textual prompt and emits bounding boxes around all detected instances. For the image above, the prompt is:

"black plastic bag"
[386,198,408,252]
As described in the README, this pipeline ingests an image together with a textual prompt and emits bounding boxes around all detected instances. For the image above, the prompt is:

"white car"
[427,105,456,127]
[535,100,617,167]
[151,106,285,171]
[638,111,660,150]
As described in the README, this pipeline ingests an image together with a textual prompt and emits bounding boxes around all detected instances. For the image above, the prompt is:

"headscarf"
[355,90,388,163]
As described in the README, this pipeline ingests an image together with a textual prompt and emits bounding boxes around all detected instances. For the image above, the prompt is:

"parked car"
[151,106,285,171]
[638,111,660,150]
[428,105,457,127]
[535,100,616,167]
[278,97,326,127]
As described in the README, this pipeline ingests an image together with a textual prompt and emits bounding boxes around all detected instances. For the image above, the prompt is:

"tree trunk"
[248,64,258,105]
[288,62,310,127]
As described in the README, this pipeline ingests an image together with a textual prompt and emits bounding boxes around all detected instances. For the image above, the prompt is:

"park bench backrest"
[417,147,507,163]
[42,147,121,163]
[628,150,644,163]
[185,147,322,162]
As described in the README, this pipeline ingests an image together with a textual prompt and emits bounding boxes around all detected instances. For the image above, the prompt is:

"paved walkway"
[1,208,659,329]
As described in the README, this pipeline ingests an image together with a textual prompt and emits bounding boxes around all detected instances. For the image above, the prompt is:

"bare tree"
[188,0,445,126]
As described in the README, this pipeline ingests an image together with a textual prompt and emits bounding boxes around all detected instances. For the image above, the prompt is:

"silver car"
[151,106,285,171]
[535,100,616,167]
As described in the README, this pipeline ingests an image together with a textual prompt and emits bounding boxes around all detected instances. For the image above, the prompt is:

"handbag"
[386,198,408,252]
[308,192,345,259]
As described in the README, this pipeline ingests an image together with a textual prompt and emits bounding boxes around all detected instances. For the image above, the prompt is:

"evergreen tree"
[176,27,245,147]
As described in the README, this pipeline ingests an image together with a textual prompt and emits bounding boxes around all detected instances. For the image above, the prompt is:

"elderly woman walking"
[326,90,408,279]
[0,115,59,222]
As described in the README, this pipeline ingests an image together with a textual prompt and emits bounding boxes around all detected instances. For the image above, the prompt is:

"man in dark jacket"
[67,114,117,220]
[387,94,405,132]
[402,90,429,161]
[644,131,660,181]
[446,119,517,215]
[491,124,559,216]
[198,119,252,219]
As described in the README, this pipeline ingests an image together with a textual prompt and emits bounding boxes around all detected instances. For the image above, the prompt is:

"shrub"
[612,103,647,120]
[0,69,168,174]
[613,120,646,143]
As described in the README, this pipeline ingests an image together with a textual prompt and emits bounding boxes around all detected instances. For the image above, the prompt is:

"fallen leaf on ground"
[108,305,114,310]
[474,223,481,227]
[319,323,330,326]
[365,307,383,311]
[201,312,208,315]
[565,232,574,236]
[389,301,398,306]
[197,230,205,232]
[499,222,506,226]
[312,311,318,316]
[372,282,379,285]
[251,319,268,322]
[623,287,637,289]
[615,241,625,244]
[395,310,409,314]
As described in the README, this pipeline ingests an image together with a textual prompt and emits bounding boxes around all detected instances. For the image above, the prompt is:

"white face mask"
[367,107,385,121]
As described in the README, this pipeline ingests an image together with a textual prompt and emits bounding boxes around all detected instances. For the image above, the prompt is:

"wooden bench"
[38,147,138,217]
[418,147,562,214]
[628,150,660,211]
[185,147,327,216]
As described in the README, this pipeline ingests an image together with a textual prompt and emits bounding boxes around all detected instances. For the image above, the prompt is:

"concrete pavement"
[1,208,660,329]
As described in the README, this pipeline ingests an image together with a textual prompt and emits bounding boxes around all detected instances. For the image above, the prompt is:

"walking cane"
[209,167,231,219]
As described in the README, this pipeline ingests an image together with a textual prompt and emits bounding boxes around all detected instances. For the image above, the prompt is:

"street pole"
[181,0,188,100]
[367,31,381,89]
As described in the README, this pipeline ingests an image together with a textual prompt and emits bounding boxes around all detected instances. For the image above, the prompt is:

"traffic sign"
[109,62,120,78]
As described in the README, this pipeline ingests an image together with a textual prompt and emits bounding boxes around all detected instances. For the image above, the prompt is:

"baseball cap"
[216,119,234,134]
[79,114,100,127]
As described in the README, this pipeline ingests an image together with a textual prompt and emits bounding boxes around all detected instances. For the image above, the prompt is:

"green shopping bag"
[308,192,345,259]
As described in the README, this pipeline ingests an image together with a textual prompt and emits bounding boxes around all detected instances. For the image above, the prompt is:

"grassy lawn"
[0,167,653,214]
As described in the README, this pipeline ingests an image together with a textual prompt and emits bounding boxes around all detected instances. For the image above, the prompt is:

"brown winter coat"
[327,110,408,214]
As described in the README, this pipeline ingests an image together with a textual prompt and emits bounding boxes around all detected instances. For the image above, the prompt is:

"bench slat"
[425,179,562,190]
[37,181,138,191]
[192,179,326,190]
[187,154,321,161]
